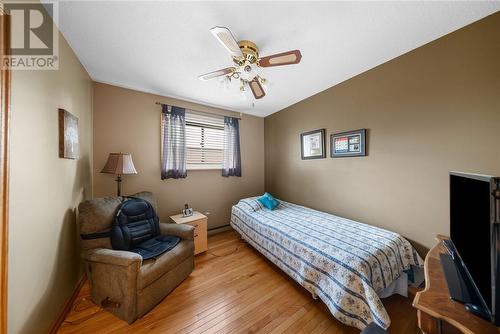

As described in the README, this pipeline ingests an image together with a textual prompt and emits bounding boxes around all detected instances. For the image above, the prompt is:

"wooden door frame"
[0,6,11,334]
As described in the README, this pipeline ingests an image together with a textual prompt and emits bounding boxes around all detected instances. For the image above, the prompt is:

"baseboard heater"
[208,224,230,232]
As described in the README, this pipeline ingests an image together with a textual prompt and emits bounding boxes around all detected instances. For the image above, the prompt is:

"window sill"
[187,169,222,171]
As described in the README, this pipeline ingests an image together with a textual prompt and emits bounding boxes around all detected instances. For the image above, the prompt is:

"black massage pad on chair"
[112,197,180,260]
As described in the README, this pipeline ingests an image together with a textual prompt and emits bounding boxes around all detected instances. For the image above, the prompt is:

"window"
[185,111,224,170]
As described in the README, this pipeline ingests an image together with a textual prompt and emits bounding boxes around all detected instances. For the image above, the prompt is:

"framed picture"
[58,108,79,159]
[300,129,326,160]
[331,129,366,158]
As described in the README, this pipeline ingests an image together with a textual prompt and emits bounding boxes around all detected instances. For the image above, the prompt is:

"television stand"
[412,235,497,334]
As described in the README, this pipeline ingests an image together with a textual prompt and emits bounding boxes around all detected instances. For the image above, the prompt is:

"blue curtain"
[222,116,241,177]
[161,105,187,179]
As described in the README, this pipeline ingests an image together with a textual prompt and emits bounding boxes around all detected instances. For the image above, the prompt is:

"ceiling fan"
[198,26,302,100]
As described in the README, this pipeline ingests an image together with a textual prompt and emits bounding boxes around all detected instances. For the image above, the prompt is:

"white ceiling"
[47,1,500,117]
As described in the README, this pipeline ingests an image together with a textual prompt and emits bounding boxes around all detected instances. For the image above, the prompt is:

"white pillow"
[237,197,264,212]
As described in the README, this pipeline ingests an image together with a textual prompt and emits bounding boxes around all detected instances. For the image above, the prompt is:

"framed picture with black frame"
[330,129,367,158]
[300,129,326,160]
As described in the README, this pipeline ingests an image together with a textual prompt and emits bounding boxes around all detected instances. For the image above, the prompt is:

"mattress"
[230,197,424,330]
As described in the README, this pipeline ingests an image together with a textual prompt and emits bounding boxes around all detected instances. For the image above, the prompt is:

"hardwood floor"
[59,231,420,334]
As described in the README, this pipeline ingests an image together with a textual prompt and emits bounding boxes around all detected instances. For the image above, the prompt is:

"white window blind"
[186,111,225,170]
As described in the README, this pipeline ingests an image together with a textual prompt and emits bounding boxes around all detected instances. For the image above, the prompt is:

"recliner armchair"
[78,191,194,323]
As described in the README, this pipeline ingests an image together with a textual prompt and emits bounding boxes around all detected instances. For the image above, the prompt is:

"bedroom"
[0,1,499,333]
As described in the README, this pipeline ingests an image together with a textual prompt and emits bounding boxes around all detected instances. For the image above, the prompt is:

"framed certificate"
[331,129,367,158]
[300,129,326,160]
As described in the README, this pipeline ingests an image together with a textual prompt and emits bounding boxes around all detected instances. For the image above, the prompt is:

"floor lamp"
[101,153,138,196]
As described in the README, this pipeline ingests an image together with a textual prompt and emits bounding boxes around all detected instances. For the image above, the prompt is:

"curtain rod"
[155,102,242,120]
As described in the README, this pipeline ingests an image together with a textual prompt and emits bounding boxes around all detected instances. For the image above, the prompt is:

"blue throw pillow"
[257,192,280,210]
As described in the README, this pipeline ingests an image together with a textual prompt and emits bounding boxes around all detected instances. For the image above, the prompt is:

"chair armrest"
[83,248,141,323]
[85,248,142,267]
[159,223,194,241]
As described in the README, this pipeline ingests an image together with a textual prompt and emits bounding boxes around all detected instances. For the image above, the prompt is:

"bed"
[230,197,424,330]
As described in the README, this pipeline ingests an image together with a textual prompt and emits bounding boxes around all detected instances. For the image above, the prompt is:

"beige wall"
[93,83,264,229]
[265,12,500,251]
[8,23,93,334]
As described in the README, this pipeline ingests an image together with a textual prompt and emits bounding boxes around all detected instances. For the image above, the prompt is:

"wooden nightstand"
[169,211,208,255]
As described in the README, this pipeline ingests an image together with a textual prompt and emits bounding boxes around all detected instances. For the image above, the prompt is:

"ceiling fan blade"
[258,50,302,67]
[198,67,235,81]
[210,26,243,58]
[249,79,266,99]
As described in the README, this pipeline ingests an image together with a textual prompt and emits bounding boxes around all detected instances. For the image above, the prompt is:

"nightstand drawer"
[185,218,205,237]
[186,219,208,255]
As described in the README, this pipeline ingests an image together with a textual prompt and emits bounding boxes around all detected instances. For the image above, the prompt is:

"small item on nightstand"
[182,204,193,217]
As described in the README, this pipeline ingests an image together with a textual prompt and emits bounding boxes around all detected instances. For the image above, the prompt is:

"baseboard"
[48,274,86,334]
[207,224,232,236]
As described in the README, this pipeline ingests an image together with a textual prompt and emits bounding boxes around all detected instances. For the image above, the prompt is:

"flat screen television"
[449,172,500,325]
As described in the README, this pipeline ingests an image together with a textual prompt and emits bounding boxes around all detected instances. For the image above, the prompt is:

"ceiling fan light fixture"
[224,76,231,89]
[201,26,302,101]
[240,83,254,102]
[218,76,231,90]
[259,77,269,93]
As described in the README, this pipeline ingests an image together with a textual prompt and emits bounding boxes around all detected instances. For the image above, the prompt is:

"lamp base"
[116,174,122,196]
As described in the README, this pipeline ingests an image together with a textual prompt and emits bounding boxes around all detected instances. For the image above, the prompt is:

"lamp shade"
[101,153,137,175]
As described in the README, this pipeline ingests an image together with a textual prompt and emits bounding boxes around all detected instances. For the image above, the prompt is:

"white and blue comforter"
[230,197,423,330]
